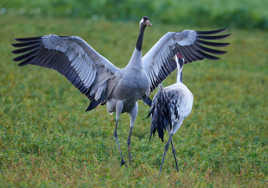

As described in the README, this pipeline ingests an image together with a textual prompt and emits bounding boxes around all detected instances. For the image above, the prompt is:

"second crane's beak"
[145,20,152,27]
[174,54,185,68]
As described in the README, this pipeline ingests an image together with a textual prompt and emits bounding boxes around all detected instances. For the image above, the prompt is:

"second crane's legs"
[159,134,173,174]
[159,134,179,174]
[159,120,183,174]
[171,139,179,172]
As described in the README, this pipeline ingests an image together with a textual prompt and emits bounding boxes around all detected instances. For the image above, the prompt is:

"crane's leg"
[114,101,125,166]
[127,102,138,165]
[171,139,179,172]
[170,119,183,172]
[159,133,173,175]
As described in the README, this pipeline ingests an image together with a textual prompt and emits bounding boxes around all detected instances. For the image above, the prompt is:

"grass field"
[2,0,268,29]
[0,15,267,187]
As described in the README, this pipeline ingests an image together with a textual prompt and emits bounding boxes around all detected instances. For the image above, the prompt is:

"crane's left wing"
[142,28,230,92]
[12,35,120,111]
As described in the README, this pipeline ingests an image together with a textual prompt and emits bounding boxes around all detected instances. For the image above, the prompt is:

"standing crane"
[12,16,229,166]
[148,54,193,174]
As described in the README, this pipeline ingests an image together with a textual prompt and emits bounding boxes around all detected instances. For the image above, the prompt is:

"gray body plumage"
[12,17,229,165]
[109,50,149,113]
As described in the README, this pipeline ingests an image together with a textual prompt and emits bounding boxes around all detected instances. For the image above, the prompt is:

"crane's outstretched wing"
[142,28,230,91]
[12,35,120,110]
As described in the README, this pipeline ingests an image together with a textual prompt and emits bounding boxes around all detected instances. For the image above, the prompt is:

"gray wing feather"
[12,34,120,103]
[142,28,230,91]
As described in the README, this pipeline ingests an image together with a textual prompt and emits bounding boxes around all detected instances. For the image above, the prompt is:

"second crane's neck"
[176,60,183,83]
[136,24,147,51]
[177,71,183,83]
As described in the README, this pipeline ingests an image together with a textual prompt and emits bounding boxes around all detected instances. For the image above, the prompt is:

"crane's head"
[174,53,185,83]
[174,53,185,70]
[139,16,152,28]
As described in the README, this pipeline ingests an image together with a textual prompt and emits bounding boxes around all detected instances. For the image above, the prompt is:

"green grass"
[0,15,267,187]
[1,0,268,29]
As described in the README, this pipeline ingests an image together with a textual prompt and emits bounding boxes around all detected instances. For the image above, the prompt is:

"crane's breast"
[112,69,149,100]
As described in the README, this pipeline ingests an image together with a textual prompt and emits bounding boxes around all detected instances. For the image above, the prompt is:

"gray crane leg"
[171,139,179,172]
[170,119,183,172]
[114,101,125,166]
[127,102,138,165]
[159,134,173,175]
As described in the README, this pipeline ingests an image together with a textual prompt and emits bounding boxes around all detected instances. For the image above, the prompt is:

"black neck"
[136,24,146,51]
[180,72,183,82]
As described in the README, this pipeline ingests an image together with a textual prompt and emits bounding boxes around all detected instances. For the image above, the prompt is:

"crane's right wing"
[12,35,120,110]
[142,28,230,92]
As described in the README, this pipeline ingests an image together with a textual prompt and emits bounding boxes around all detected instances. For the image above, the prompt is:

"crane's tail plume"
[148,86,171,142]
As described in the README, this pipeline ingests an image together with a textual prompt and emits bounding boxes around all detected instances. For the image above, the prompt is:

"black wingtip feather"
[196,28,227,35]
[17,55,36,66]
[195,43,227,54]
[18,62,28,66]
[13,50,37,61]
[85,100,100,112]
[12,44,40,54]
[198,34,231,40]
[15,37,42,42]
[196,50,219,60]
[196,39,230,47]
[12,41,39,47]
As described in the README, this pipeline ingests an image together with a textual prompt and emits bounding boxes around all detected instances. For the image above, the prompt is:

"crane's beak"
[145,20,152,27]
[174,54,184,68]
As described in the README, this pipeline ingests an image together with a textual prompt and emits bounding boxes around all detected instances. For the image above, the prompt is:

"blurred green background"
[1,0,268,29]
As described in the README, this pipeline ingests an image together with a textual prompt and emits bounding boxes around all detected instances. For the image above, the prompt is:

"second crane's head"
[174,53,185,70]
[139,16,152,29]
[174,53,185,83]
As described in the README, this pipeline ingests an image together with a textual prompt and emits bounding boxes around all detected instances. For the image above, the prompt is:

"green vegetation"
[1,0,268,29]
[0,14,267,187]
